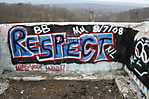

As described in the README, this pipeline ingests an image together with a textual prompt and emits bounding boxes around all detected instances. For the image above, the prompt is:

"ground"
[0,79,123,99]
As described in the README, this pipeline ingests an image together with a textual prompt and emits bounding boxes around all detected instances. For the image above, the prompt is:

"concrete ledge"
[0,79,9,95]
[115,76,138,99]
[0,70,124,81]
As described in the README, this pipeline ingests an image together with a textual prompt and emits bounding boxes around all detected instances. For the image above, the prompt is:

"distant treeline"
[0,3,149,23]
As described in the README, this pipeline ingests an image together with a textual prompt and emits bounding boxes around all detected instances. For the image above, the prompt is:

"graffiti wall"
[8,24,137,64]
[0,22,149,91]
[129,23,149,89]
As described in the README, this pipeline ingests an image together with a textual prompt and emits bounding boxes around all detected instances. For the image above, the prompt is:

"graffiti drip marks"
[9,26,115,64]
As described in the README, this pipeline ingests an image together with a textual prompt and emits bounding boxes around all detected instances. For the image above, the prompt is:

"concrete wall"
[0,22,139,73]
[0,22,149,98]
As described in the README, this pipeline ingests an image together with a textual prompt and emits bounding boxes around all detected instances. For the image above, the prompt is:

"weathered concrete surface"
[115,76,138,99]
[0,70,124,81]
[0,79,9,95]
[0,79,123,99]
[124,66,149,99]
[0,70,125,99]
[0,69,144,99]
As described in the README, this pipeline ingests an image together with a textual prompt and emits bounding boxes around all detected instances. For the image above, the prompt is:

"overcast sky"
[0,0,149,5]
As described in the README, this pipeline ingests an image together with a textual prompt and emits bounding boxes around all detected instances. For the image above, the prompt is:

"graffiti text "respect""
[9,26,114,64]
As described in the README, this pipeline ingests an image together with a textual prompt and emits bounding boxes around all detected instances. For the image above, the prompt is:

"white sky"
[99,0,149,4]
[0,0,149,5]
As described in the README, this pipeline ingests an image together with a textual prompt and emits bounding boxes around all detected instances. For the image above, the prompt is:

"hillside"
[0,3,149,23]
[98,7,149,22]
[53,2,144,13]
[0,3,82,23]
